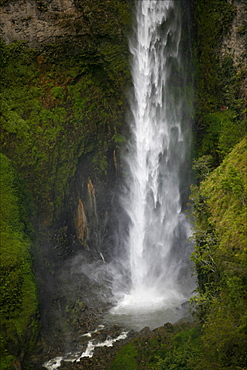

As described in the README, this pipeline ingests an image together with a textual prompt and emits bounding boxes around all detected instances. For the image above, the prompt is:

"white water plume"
[109,0,194,325]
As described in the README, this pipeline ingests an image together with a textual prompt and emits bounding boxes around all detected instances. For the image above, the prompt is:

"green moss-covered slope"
[190,137,247,369]
[0,154,39,369]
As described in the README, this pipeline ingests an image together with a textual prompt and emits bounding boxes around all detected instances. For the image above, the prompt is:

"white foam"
[43,357,63,370]
[42,327,128,369]
[77,331,128,361]
[111,284,186,314]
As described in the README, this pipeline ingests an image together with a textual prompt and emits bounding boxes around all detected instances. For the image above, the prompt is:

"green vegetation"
[0,154,39,369]
[0,38,129,221]
[190,137,247,369]
[110,324,202,370]
[189,1,247,367]
[109,342,139,370]
[156,326,202,370]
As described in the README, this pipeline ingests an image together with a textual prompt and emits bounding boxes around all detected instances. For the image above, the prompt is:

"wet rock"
[107,324,123,338]
[163,322,174,332]
[138,326,153,337]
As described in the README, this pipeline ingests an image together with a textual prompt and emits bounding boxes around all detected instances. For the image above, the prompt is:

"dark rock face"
[0,0,88,48]
[28,92,126,370]
[0,0,134,48]
[0,0,83,47]
[66,147,119,261]
[32,147,121,353]
[220,0,247,66]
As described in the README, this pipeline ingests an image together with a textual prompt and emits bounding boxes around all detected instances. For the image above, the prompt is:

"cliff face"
[221,0,247,67]
[192,0,246,161]
[0,0,132,367]
[0,0,81,47]
[220,0,247,107]
[0,0,131,47]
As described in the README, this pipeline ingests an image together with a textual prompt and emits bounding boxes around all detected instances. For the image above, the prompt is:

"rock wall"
[0,0,129,47]
[0,0,80,47]
[221,0,247,104]
[221,0,247,66]
[192,0,246,160]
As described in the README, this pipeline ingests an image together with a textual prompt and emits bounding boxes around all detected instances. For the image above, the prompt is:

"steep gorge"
[0,0,246,369]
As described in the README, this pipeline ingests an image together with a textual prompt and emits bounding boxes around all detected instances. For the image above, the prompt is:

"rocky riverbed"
[27,310,152,370]
[28,313,196,370]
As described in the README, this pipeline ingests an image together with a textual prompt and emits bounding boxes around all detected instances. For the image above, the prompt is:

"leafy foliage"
[109,324,202,370]
[156,326,202,370]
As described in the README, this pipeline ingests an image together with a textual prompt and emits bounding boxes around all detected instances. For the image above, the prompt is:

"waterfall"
[109,0,194,328]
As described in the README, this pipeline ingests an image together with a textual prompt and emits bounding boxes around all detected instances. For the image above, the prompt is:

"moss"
[0,154,39,368]
[190,0,247,351]
[190,137,247,369]
[0,19,131,221]
[201,137,247,251]
[109,343,138,370]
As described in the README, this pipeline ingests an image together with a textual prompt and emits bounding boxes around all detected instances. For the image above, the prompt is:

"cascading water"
[108,0,194,329]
